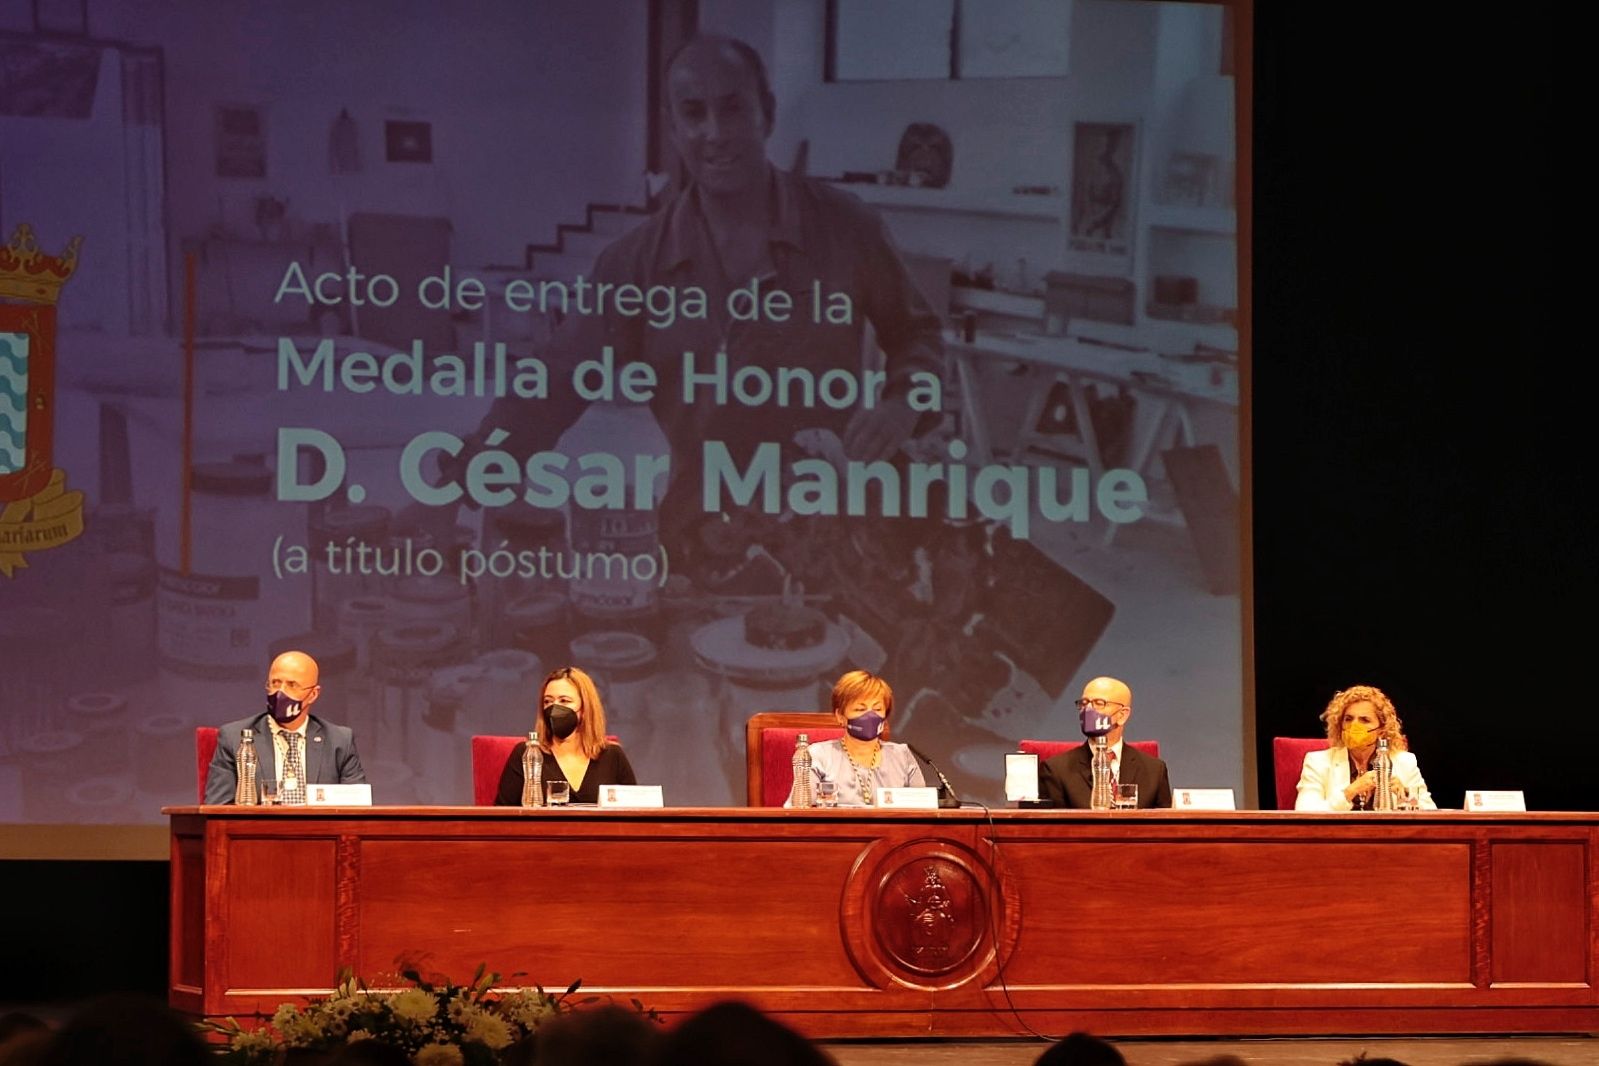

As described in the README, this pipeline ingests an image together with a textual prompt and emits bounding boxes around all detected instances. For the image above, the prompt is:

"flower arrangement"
[201,959,656,1065]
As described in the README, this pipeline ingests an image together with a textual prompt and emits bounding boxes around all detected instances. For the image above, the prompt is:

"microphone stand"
[906,742,962,809]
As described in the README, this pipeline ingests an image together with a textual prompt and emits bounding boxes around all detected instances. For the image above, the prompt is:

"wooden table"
[166,807,1598,1037]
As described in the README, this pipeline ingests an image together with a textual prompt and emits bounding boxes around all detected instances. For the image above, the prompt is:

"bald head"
[1080,676,1133,744]
[266,650,321,723]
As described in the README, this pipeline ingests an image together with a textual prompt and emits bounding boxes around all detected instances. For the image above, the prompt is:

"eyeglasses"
[1075,697,1127,711]
[266,679,315,696]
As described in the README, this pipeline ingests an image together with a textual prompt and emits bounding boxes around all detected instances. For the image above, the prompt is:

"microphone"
[905,742,962,809]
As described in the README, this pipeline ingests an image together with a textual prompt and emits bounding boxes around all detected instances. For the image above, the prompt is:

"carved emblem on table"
[905,865,957,962]
[875,856,979,976]
[842,835,1018,990]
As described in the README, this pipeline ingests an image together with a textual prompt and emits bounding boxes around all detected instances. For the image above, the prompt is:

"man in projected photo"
[204,650,368,805]
[451,34,946,584]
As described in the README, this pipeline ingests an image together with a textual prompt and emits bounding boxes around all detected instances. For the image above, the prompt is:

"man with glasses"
[1039,676,1171,809]
[204,650,368,804]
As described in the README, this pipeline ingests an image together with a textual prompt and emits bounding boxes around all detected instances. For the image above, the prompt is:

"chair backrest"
[196,727,219,803]
[745,712,843,806]
[1018,738,1161,762]
[471,734,622,805]
[1272,737,1329,810]
[471,736,522,806]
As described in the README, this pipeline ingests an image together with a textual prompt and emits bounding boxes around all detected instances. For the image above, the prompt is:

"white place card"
[1173,788,1235,810]
[1465,789,1526,812]
[597,784,664,808]
[305,783,372,806]
[1005,752,1040,802]
[875,786,939,810]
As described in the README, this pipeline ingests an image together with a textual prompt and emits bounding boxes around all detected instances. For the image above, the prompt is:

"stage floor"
[819,1035,1593,1066]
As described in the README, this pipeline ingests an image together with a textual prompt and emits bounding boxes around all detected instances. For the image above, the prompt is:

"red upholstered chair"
[196,727,219,803]
[745,712,843,806]
[1018,738,1161,762]
[472,736,522,806]
[471,734,621,805]
[1272,737,1329,810]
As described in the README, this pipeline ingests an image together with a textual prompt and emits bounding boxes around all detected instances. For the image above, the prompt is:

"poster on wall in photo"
[215,105,266,178]
[1068,121,1137,266]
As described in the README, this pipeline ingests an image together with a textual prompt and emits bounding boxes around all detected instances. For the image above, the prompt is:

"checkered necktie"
[281,732,307,805]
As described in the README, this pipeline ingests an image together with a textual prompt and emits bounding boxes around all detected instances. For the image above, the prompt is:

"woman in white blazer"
[1295,684,1435,811]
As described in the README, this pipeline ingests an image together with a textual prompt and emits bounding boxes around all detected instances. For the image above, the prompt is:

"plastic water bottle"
[521,732,544,807]
[235,729,259,806]
[1090,737,1114,810]
[791,733,814,808]
[1373,737,1394,811]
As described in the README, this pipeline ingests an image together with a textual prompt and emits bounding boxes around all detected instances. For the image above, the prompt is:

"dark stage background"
[3,5,1587,1004]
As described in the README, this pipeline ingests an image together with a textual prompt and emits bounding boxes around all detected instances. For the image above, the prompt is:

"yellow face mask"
[1342,722,1379,750]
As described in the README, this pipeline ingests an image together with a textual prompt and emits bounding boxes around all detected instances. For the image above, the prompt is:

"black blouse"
[494,742,637,806]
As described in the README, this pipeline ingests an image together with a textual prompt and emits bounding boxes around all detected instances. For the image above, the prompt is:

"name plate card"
[305,784,372,806]
[1466,789,1526,811]
[874,786,939,810]
[1173,788,1235,810]
[597,784,664,808]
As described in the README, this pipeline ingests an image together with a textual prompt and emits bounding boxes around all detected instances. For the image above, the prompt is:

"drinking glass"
[545,780,571,806]
[816,780,839,808]
[258,780,279,806]
[1114,783,1138,810]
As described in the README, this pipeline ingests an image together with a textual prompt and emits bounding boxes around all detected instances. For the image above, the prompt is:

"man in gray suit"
[204,649,368,805]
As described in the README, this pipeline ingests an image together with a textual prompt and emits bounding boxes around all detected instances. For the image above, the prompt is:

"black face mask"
[267,690,303,724]
[546,706,579,740]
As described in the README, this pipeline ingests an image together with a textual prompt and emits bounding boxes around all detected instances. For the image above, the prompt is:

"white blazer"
[1295,746,1436,811]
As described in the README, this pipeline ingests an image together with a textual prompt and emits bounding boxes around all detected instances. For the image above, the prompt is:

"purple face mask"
[1079,706,1114,737]
[266,690,303,724]
[846,711,885,741]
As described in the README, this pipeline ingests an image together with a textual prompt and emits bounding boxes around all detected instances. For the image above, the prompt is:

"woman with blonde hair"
[1295,683,1435,810]
[786,669,924,807]
[495,666,636,805]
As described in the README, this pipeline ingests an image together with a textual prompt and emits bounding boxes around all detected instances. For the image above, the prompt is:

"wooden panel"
[1001,841,1471,985]
[171,833,206,990]
[1491,842,1589,985]
[165,808,1599,1035]
[224,838,338,989]
[357,836,868,987]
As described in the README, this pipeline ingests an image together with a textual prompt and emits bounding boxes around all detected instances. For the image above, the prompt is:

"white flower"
[445,993,472,1023]
[279,1012,327,1047]
[232,1029,277,1054]
[389,988,438,1025]
[463,1011,512,1050]
[271,1004,302,1030]
[347,1029,374,1043]
[500,992,560,1029]
[413,1043,465,1066]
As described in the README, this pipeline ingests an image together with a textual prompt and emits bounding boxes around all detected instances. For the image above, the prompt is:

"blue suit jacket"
[205,712,367,805]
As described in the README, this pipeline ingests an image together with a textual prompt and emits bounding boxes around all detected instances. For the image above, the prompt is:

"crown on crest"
[0,224,83,305]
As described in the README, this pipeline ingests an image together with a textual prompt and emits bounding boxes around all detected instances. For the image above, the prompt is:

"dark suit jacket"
[205,712,367,805]
[1039,743,1172,809]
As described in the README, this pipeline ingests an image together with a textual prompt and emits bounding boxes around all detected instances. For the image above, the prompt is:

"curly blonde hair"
[1320,684,1408,752]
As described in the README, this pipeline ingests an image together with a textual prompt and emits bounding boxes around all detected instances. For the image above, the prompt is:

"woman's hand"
[1344,770,1378,803]
[1345,770,1411,805]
